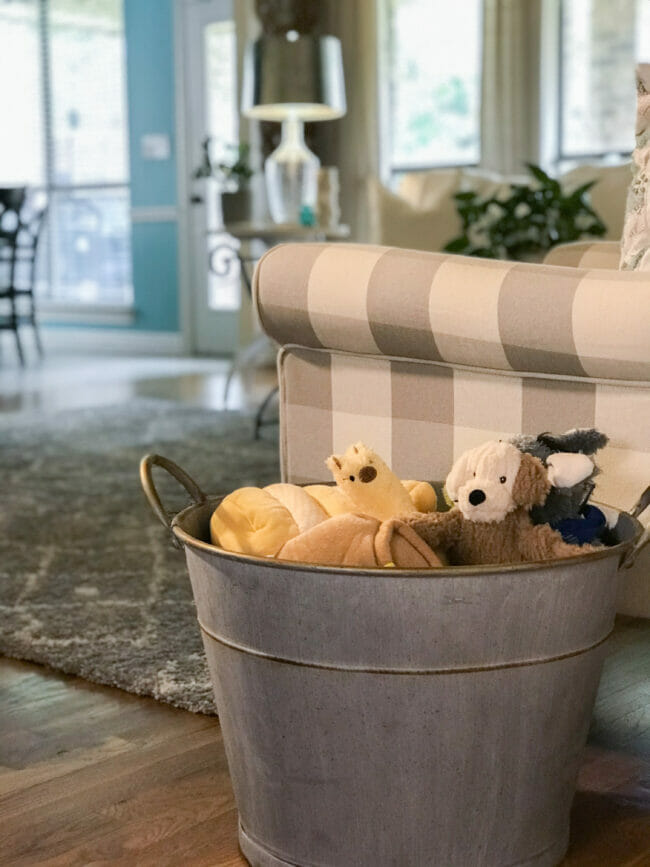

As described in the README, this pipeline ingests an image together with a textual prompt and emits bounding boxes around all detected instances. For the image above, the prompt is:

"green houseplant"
[443,163,607,261]
[193,138,254,224]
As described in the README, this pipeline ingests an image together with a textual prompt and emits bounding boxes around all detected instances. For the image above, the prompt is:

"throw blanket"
[620,63,650,270]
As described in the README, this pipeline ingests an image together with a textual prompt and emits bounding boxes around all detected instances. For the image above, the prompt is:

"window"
[204,19,237,161]
[560,0,650,159]
[203,18,239,311]
[0,0,132,306]
[382,0,483,175]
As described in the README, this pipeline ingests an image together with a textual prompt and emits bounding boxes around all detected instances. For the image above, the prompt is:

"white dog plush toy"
[405,440,591,566]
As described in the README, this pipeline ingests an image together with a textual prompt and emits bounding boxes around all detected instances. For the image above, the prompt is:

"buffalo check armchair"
[253,240,650,616]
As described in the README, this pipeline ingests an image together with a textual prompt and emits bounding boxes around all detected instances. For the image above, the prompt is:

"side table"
[207,222,350,438]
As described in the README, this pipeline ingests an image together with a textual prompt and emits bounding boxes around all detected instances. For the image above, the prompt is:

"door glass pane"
[0,0,44,185]
[204,18,239,311]
[560,0,647,157]
[48,0,129,185]
[386,0,482,168]
[204,20,237,157]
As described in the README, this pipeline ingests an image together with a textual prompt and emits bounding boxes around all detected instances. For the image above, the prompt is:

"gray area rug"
[0,399,280,714]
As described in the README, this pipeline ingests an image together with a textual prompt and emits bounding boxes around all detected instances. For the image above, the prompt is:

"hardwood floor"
[1,352,649,866]
[0,353,276,415]
[0,658,243,867]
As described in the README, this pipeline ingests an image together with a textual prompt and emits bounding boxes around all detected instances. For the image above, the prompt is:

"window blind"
[0,0,132,306]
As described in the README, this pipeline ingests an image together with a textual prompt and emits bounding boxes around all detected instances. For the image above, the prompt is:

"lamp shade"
[242,34,346,122]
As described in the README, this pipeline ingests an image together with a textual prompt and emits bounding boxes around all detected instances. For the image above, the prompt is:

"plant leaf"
[443,235,471,253]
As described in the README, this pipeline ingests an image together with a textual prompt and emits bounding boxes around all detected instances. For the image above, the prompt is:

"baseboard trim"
[41,327,185,356]
[40,306,135,327]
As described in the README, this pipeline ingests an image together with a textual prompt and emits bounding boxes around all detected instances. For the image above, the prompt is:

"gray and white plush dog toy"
[510,428,610,545]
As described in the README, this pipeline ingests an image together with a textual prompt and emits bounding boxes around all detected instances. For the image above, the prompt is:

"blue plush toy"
[510,428,610,545]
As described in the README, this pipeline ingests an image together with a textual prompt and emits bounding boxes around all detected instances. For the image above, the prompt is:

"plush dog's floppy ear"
[512,452,551,509]
[537,428,608,455]
[445,450,473,502]
[546,452,594,488]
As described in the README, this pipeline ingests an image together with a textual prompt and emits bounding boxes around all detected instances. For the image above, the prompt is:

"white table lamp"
[242,32,346,224]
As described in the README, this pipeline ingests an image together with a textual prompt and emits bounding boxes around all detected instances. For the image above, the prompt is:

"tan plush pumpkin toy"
[405,440,591,566]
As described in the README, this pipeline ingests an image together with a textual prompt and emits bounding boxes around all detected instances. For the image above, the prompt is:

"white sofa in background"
[369,162,631,253]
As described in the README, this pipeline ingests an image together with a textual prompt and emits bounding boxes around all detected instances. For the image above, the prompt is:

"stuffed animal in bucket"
[278,514,444,568]
[326,442,435,520]
[405,440,591,566]
[209,442,440,567]
[510,428,611,545]
[210,485,324,558]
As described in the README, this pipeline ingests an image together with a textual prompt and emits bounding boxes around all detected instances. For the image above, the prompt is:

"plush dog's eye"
[500,476,506,484]
[349,475,355,482]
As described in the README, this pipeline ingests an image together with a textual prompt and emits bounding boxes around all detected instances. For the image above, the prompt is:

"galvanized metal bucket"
[141,454,649,867]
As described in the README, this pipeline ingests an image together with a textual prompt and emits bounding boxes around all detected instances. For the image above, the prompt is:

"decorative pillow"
[561,162,630,241]
[367,176,463,253]
[369,168,519,253]
[370,164,625,255]
[620,63,650,270]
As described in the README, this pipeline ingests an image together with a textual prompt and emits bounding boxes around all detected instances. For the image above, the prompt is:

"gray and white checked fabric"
[544,240,622,270]
[255,241,649,612]
[277,347,649,516]
[255,243,649,383]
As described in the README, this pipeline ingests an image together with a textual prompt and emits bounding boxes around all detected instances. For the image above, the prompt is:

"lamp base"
[265,116,319,224]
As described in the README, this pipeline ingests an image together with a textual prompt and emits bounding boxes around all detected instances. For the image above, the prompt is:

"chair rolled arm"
[544,241,621,270]
[254,242,650,382]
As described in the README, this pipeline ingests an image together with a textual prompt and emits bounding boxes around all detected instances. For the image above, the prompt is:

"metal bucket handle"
[621,485,650,569]
[140,454,207,549]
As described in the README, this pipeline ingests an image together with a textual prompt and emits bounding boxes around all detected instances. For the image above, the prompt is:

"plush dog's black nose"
[469,489,486,506]
[359,465,377,483]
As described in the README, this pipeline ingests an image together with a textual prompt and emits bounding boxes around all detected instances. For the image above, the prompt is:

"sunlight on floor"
[0,350,277,415]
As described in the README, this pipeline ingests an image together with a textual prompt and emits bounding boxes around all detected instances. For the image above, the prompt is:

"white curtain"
[480,0,545,175]
[322,0,381,242]
[235,0,263,207]
[326,0,548,233]
[233,0,262,346]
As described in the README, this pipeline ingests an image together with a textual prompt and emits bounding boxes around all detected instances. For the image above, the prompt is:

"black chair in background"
[0,187,47,365]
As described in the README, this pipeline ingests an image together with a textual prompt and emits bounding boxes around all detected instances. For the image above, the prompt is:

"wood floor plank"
[0,665,216,800]
[1,738,230,862]
[565,790,650,866]
[577,745,650,794]
[1,725,222,825]
[36,807,247,867]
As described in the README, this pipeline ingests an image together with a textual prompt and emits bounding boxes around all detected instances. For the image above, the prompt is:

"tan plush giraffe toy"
[325,441,436,520]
